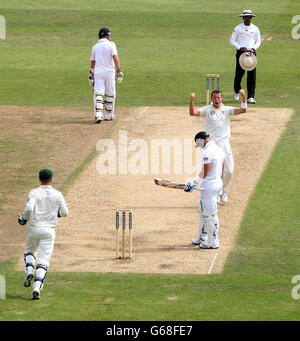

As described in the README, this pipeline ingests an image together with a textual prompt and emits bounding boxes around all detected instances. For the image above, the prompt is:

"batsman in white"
[185,132,225,249]
[18,169,68,300]
[189,89,247,203]
[89,27,123,123]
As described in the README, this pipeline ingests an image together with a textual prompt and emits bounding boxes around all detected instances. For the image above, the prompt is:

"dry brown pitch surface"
[0,105,292,274]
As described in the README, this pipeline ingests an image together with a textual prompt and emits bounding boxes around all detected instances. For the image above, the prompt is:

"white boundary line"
[279,108,287,120]
[136,106,149,120]
[207,251,218,274]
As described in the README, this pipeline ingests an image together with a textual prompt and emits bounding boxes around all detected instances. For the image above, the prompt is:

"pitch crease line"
[208,251,218,274]
[136,106,149,120]
[279,108,287,120]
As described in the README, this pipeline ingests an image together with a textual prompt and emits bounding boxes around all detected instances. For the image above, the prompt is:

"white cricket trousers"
[94,69,116,97]
[25,226,56,267]
[214,139,234,193]
[201,179,223,216]
[93,70,116,119]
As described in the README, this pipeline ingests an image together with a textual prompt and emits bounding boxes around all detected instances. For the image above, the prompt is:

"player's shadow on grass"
[46,119,95,125]
[5,294,33,301]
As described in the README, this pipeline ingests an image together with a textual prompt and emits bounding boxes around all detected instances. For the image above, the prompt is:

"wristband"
[241,101,247,109]
[193,175,202,185]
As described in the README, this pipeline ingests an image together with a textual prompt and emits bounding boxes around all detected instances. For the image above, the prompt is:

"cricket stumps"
[116,209,133,259]
[206,74,220,105]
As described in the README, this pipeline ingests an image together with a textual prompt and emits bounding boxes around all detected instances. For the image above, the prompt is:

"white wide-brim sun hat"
[239,52,257,71]
[239,9,256,17]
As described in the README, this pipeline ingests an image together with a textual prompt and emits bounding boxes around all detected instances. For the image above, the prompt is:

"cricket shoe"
[32,282,41,300]
[233,92,239,101]
[105,114,115,121]
[247,97,256,104]
[32,279,43,300]
[199,243,219,249]
[220,192,228,203]
[24,272,34,288]
[32,290,40,300]
[191,238,200,245]
[95,117,102,124]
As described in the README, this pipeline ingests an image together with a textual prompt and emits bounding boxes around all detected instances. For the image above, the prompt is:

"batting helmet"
[194,131,209,149]
[194,131,209,141]
[99,27,111,38]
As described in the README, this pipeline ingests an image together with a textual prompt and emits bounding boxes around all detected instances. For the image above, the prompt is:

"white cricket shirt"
[23,185,69,228]
[230,22,261,50]
[199,104,235,141]
[91,38,118,71]
[202,141,225,181]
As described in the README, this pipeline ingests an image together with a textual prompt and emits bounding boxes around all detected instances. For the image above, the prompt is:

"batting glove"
[18,214,27,226]
[115,69,124,83]
[88,69,94,86]
[184,182,196,192]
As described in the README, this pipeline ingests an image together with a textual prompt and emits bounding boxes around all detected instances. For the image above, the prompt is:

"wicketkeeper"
[89,27,123,123]
[185,132,225,249]
[18,169,68,300]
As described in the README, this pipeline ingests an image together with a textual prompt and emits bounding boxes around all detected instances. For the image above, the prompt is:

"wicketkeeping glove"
[184,182,196,192]
[18,214,27,226]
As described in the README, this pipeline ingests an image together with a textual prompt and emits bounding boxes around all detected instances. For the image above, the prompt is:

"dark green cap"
[39,169,53,181]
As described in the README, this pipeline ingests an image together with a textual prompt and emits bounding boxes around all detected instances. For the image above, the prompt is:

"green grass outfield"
[0,0,300,322]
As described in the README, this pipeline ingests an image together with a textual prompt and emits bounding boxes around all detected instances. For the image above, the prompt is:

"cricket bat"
[154,178,202,191]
